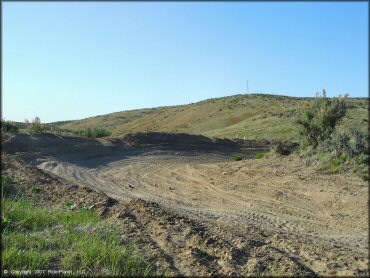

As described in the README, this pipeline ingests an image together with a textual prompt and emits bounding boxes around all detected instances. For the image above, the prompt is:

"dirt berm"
[2,133,368,276]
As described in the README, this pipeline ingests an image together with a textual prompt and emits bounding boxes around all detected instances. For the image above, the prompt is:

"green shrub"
[354,153,369,165]
[1,119,19,133]
[65,200,77,211]
[294,91,369,177]
[316,154,348,174]
[234,155,242,161]
[50,125,62,135]
[353,165,369,181]
[79,204,95,212]
[319,127,368,158]
[296,90,347,148]
[326,129,351,157]
[255,151,269,159]
[347,127,368,156]
[76,128,111,138]
[26,117,44,134]
[31,186,42,194]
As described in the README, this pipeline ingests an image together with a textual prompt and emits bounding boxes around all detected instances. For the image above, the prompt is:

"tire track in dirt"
[125,162,339,238]
[118,199,315,276]
[4,134,368,276]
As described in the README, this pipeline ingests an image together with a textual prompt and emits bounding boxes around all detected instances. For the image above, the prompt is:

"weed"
[31,186,42,194]
[79,204,95,213]
[352,163,369,181]
[75,128,111,138]
[255,151,269,159]
[315,154,348,174]
[2,176,11,196]
[234,155,242,161]
[1,119,19,133]
[64,200,77,210]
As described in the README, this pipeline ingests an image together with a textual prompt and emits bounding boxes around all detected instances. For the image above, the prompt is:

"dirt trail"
[3,134,368,276]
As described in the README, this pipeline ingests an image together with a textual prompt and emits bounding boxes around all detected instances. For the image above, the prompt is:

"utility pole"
[247,80,249,94]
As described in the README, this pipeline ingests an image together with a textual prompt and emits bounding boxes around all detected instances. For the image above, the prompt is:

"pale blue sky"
[3,2,368,123]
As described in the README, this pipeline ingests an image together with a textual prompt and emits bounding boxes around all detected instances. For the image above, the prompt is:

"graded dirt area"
[3,133,369,276]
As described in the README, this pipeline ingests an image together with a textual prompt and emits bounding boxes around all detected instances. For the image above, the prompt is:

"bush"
[296,90,347,148]
[1,119,19,133]
[295,91,368,178]
[234,155,242,161]
[353,164,369,181]
[26,117,44,134]
[327,130,351,157]
[347,127,368,157]
[76,128,111,138]
[354,153,369,165]
[50,125,62,135]
[319,127,368,159]
[315,153,348,174]
[272,142,299,156]
[1,119,18,146]
[255,151,269,159]
[313,128,368,178]
[31,186,42,194]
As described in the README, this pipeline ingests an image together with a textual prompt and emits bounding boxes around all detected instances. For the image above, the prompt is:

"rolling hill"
[57,94,368,141]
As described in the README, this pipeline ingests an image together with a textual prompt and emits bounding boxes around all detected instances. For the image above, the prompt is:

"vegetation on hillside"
[296,90,348,148]
[1,119,18,145]
[4,117,111,139]
[56,94,367,141]
[295,90,368,180]
[25,117,44,134]
[74,128,111,138]
[1,119,19,134]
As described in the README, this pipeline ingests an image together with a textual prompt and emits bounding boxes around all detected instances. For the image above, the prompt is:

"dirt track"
[4,133,369,276]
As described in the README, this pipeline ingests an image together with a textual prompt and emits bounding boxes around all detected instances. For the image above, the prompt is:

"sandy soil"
[3,134,368,276]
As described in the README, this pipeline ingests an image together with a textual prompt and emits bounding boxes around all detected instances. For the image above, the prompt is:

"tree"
[1,118,17,146]
[296,90,348,148]
[28,116,44,134]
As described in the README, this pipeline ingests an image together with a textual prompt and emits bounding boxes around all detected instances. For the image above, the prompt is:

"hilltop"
[56,94,368,141]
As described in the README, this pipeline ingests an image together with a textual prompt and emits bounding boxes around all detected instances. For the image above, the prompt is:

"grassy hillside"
[58,94,368,141]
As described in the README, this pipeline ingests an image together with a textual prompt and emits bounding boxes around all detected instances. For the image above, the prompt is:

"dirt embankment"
[122,132,271,148]
[2,133,369,276]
